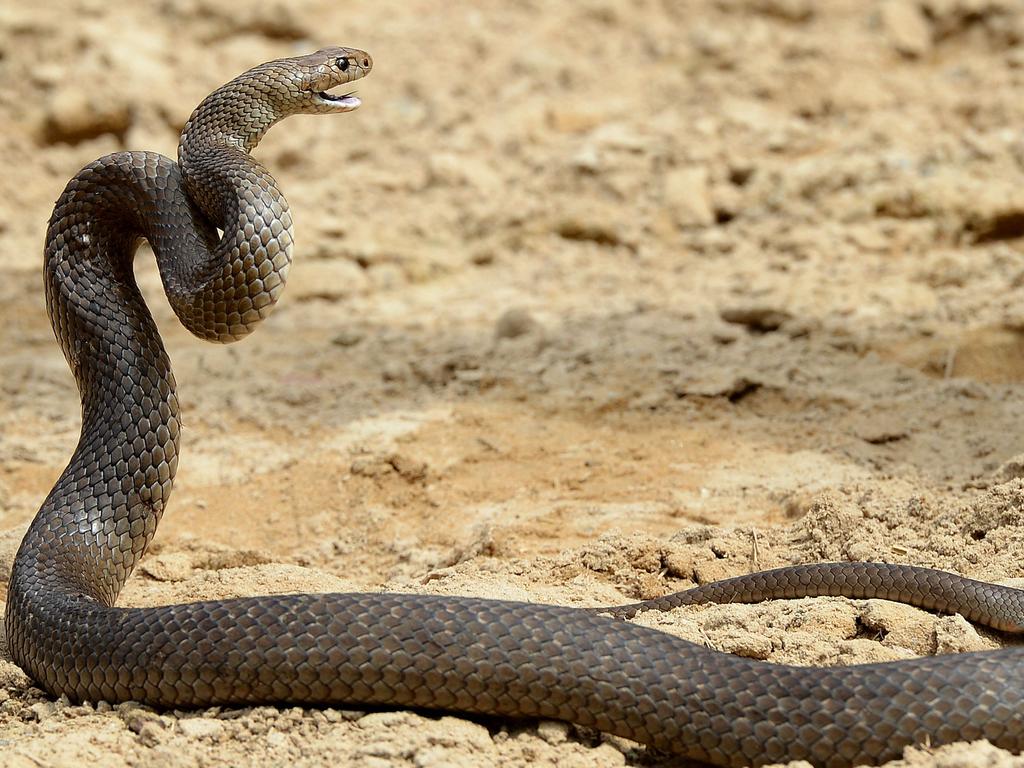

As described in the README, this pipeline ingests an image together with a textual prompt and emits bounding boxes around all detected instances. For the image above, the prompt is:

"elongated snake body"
[6,47,1024,768]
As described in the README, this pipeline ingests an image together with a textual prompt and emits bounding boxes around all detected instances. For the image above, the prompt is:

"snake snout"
[341,52,373,72]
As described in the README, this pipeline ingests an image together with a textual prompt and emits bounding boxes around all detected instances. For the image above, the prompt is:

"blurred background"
[4,1,1024,764]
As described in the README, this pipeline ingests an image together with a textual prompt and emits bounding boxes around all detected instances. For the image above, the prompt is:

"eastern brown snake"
[5,47,1024,768]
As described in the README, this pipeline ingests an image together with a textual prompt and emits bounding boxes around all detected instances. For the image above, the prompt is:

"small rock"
[125,707,164,734]
[388,453,428,483]
[555,213,628,248]
[28,701,57,721]
[994,455,1024,483]
[587,122,650,152]
[934,614,993,654]
[859,600,934,655]
[265,728,288,748]
[0,528,22,582]
[178,717,225,740]
[852,413,909,445]
[381,361,408,382]
[663,550,696,579]
[674,373,762,401]
[664,166,715,228]
[495,308,539,339]
[430,717,494,749]
[351,456,392,478]
[366,262,406,291]
[752,0,813,22]
[358,711,418,729]
[331,328,365,347]
[41,85,132,144]
[410,357,459,387]
[716,632,775,660]
[426,152,500,191]
[879,0,933,57]
[288,260,367,302]
[470,247,496,266]
[719,305,792,332]
[710,183,742,223]
[0,659,31,689]
[536,720,570,745]
[138,552,193,582]
[548,108,607,134]
[138,721,166,747]
[570,143,602,173]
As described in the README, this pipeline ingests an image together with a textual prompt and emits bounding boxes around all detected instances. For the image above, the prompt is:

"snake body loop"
[7,49,1024,768]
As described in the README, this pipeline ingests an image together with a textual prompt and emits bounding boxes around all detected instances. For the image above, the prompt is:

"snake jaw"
[313,89,361,112]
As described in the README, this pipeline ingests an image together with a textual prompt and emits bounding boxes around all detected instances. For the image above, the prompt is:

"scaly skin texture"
[7,48,1024,768]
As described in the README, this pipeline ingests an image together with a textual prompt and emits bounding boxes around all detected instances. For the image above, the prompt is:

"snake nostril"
[362,59,369,67]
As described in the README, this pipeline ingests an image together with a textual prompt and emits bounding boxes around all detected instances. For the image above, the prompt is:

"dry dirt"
[3,0,1024,766]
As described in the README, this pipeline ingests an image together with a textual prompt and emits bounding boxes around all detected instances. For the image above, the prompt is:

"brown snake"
[6,47,1024,768]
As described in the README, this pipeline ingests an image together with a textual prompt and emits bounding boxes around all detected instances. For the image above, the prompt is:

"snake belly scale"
[6,47,1024,768]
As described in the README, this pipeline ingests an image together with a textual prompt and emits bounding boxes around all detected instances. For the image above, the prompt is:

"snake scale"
[6,47,1024,768]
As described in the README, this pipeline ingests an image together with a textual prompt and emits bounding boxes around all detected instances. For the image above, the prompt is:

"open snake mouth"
[316,86,361,109]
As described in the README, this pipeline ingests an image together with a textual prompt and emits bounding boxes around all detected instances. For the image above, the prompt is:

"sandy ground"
[3,0,1024,765]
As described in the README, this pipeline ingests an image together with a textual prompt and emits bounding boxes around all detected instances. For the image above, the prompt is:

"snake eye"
[336,57,350,72]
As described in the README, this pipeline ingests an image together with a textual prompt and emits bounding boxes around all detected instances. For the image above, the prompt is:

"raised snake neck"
[6,47,1024,768]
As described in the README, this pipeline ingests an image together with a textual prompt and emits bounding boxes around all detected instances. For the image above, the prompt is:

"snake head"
[181,47,374,161]
[289,46,373,114]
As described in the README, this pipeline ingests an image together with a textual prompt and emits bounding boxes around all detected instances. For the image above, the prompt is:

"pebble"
[879,0,932,57]
[358,711,417,729]
[934,614,993,654]
[331,328,365,347]
[138,721,166,747]
[554,212,631,248]
[0,659,31,689]
[536,720,570,745]
[426,152,500,192]
[0,528,22,583]
[178,717,225,739]
[265,728,288,748]
[494,308,538,339]
[664,167,715,228]
[754,0,813,22]
[994,455,1024,482]
[138,551,193,582]
[859,600,934,655]
[852,412,909,445]
[28,701,57,721]
[570,144,602,173]
[124,708,164,734]
[719,305,792,332]
[41,85,132,144]
[288,260,367,302]
[548,107,607,134]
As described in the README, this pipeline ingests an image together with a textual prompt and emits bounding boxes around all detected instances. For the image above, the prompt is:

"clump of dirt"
[4,1,1024,766]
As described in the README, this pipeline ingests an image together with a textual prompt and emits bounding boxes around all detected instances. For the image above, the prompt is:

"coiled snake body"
[6,48,1024,768]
